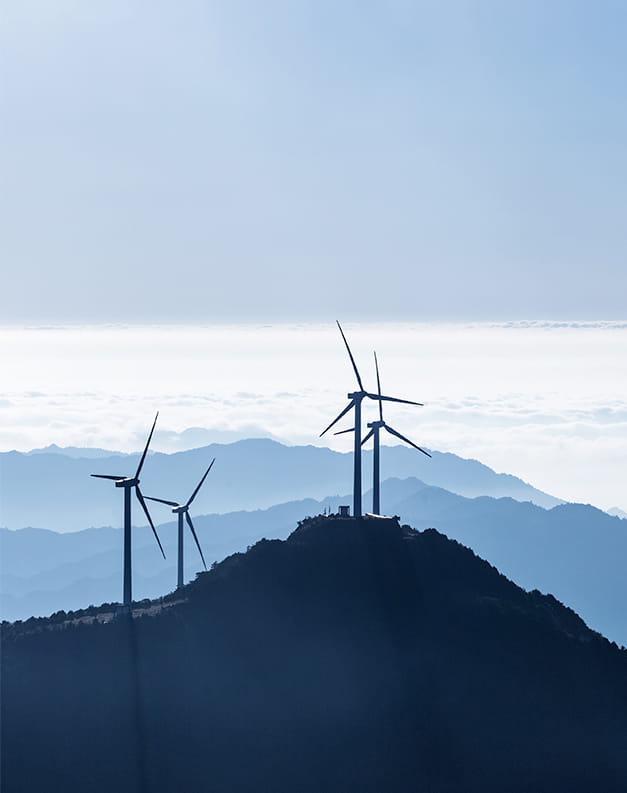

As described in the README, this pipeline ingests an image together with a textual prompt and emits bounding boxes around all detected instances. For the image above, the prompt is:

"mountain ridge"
[2,476,626,648]
[0,438,561,531]
[3,516,626,793]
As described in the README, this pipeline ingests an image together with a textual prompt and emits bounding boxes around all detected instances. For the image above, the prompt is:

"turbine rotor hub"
[115,477,138,488]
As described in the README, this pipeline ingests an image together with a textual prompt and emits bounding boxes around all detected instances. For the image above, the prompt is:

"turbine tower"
[339,352,430,515]
[320,322,422,518]
[145,459,215,590]
[91,412,165,610]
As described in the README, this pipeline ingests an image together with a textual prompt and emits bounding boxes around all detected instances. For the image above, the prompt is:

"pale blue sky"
[3,1,627,322]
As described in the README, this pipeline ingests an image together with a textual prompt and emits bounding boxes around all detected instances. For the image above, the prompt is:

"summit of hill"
[3,514,626,793]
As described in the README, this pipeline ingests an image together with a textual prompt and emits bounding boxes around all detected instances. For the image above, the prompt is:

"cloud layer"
[2,322,626,511]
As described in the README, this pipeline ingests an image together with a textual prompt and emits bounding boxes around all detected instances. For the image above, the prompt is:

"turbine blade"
[333,427,355,436]
[91,474,125,480]
[361,427,375,446]
[336,321,364,391]
[144,496,179,507]
[185,512,207,571]
[186,458,215,507]
[136,486,166,558]
[366,392,423,407]
[135,411,159,479]
[319,400,355,437]
[384,425,432,457]
[374,351,383,421]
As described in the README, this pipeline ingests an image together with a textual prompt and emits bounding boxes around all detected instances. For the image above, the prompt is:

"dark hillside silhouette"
[3,517,627,793]
[3,478,626,646]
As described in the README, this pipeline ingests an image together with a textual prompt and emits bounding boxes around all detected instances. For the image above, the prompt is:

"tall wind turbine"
[91,412,165,609]
[320,322,423,518]
[342,352,430,515]
[144,459,215,590]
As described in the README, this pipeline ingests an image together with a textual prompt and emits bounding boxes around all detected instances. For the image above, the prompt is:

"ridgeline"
[2,515,627,792]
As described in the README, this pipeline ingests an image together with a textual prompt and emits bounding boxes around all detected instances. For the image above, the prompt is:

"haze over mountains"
[0,438,561,532]
[3,517,627,793]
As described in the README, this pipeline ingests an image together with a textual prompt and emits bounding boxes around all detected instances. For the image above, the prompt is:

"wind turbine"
[337,352,430,515]
[91,412,165,610]
[144,459,215,590]
[320,322,423,518]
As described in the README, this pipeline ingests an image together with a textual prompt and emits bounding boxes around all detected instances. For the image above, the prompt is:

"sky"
[2,321,626,512]
[1,4,626,512]
[2,1,627,321]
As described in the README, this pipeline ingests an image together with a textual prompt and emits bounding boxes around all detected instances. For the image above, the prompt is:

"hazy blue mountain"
[22,426,282,456]
[3,477,627,648]
[0,438,560,531]
[607,506,627,519]
[0,491,358,622]
[3,518,626,793]
[392,483,627,645]
[23,443,130,459]
[0,525,121,578]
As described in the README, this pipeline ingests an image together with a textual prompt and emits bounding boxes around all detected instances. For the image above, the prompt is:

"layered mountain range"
[2,475,626,647]
[3,440,626,648]
[0,438,560,532]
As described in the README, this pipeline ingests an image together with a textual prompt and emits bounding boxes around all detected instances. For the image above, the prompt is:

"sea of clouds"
[2,321,626,511]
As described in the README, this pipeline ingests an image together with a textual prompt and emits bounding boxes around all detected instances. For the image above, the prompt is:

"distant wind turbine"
[320,322,423,518]
[144,459,215,590]
[91,412,165,610]
[337,352,430,515]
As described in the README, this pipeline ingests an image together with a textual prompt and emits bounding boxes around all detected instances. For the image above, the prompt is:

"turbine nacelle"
[172,504,188,515]
[115,477,139,488]
[367,420,385,430]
